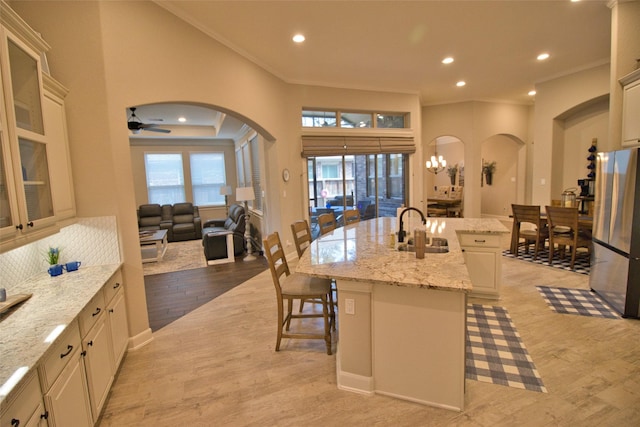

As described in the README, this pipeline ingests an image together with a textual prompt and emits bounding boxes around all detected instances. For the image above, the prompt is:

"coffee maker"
[577,179,595,197]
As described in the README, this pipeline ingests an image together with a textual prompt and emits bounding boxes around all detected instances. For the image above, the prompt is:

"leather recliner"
[202,204,246,261]
[138,204,172,234]
[169,203,202,242]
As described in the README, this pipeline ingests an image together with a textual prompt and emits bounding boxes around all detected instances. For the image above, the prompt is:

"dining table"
[427,196,462,217]
[509,210,593,255]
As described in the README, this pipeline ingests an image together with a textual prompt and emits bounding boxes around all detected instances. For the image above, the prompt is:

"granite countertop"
[0,263,122,406]
[296,217,508,292]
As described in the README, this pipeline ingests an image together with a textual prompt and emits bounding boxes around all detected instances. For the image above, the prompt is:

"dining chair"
[511,204,548,260]
[318,213,337,235]
[545,206,592,269]
[343,208,360,225]
[263,231,334,355]
[292,219,339,315]
[290,219,312,258]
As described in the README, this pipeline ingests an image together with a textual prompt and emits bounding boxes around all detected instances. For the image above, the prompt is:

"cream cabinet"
[82,314,114,420]
[621,69,640,148]
[39,320,92,427]
[0,370,47,427]
[457,232,502,299]
[44,349,92,427]
[34,268,128,426]
[0,2,75,252]
[105,271,129,369]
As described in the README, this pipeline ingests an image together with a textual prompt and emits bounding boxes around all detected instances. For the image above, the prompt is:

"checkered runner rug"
[502,246,590,275]
[466,304,547,393]
[536,286,619,319]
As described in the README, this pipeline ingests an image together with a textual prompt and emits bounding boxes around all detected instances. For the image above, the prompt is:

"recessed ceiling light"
[528,90,537,96]
[456,81,466,87]
[178,117,186,123]
[292,34,305,43]
[442,57,454,65]
[537,53,550,61]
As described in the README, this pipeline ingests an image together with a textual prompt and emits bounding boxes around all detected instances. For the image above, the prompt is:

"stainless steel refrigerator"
[590,147,640,318]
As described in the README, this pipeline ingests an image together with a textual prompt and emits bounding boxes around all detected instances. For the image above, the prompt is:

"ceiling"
[156,0,611,105]
[134,1,611,139]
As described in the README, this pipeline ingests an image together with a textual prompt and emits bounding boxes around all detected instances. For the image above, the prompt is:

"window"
[190,152,226,206]
[145,153,185,204]
[302,108,408,129]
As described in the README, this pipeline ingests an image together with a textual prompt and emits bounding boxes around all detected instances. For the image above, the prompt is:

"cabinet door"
[108,288,129,369]
[82,316,114,420]
[43,80,75,221]
[622,80,640,147]
[0,370,47,427]
[463,249,498,297]
[44,350,93,427]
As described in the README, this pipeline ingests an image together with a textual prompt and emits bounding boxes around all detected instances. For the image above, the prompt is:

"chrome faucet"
[398,207,426,243]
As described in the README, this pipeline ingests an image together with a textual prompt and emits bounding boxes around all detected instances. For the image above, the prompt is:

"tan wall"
[422,101,531,218]
[129,140,237,206]
[532,63,610,206]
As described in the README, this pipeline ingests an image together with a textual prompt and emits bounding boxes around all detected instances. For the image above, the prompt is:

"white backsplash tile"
[0,216,121,290]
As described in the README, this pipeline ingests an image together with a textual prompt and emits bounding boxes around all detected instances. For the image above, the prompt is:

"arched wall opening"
[480,134,526,217]
[126,101,275,255]
[550,94,609,201]
[425,135,465,191]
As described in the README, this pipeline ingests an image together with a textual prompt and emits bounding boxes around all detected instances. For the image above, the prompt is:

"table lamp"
[235,186,256,261]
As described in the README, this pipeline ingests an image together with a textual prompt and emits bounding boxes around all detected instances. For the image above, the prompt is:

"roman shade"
[301,135,415,157]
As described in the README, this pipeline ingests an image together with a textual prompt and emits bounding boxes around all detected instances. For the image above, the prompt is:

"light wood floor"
[98,234,640,426]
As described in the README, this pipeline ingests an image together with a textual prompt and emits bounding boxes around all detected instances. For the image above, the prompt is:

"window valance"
[301,135,415,157]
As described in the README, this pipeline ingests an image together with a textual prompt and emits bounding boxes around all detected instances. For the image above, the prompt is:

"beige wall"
[129,140,237,205]
[608,0,640,147]
[532,63,610,206]
[422,101,531,218]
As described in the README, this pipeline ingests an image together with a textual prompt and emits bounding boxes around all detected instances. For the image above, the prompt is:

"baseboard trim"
[128,327,153,350]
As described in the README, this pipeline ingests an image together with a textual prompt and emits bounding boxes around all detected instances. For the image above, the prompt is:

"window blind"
[301,135,415,157]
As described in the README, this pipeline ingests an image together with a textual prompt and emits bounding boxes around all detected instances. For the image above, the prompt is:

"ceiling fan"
[127,107,171,134]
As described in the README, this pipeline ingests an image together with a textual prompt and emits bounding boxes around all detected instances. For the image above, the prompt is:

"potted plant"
[45,246,63,276]
[446,164,458,185]
[482,161,496,186]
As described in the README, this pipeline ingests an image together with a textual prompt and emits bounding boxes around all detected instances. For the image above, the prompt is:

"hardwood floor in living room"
[99,233,640,426]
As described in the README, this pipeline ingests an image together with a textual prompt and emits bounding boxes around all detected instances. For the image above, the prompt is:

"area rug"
[536,286,619,319]
[466,304,547,393]
[502,246,590,275]
[142,239,207,276]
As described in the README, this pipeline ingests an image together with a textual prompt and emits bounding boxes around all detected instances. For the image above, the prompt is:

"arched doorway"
[480,134,525,217]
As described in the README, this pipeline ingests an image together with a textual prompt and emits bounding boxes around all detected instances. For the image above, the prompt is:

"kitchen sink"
[396,238,449,254]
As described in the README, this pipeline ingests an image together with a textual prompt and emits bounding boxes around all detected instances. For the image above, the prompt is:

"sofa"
[201,204,246,262]
[137,202,202,242]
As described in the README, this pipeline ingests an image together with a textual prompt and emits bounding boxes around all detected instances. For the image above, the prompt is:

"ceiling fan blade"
[144,127,171,133]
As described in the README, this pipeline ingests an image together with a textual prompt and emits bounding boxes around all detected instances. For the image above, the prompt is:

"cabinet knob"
[41,411,49,420]
[109,308,114,313]
[92,307,102,317]
[15,224,23,230]
[26,221,34,227]
[88,340,94,347]
[113,282,121,289]
[11,418,20,426]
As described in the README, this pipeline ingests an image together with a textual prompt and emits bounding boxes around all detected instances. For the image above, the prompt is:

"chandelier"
[426,153,447,174]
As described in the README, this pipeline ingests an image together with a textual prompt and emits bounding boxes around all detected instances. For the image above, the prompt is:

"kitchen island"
[296,216,507,411]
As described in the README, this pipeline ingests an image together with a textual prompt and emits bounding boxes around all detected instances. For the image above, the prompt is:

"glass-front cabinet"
[0,11,58,245]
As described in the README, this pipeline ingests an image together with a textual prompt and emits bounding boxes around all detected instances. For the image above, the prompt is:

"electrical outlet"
[345,298,355,315]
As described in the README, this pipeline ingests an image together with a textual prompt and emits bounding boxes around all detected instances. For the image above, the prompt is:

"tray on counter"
[0,293,33,313]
